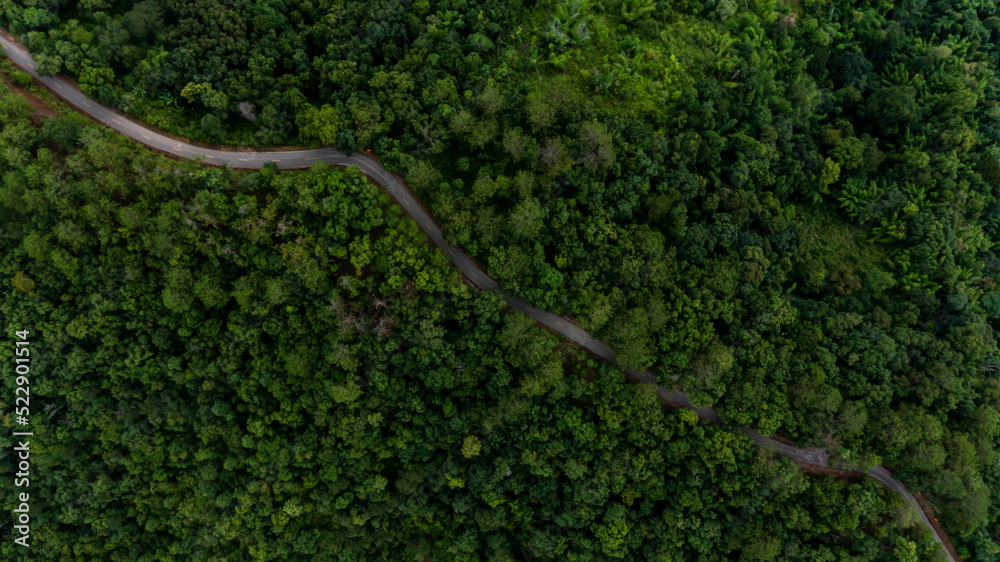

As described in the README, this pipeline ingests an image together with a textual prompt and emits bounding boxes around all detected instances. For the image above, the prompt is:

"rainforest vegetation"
[4,0,1000,558]
[0,93,948,559]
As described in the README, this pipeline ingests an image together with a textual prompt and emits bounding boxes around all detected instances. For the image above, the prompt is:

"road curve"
[0,33,956,561]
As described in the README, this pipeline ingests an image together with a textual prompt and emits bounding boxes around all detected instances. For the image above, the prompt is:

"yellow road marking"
[55,83,63,89]
[305,157,321,161]
[239,158,248,162]
[205,155,215,159]
[425,222,432,229]
[111,119,121,125]
[142,135,150,140]
[272,159,280,163]
[556,321,564,326]
[403,199,410,206]
[172,147,181,152]
[81,101,91,107]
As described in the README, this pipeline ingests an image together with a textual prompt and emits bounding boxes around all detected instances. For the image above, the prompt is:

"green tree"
[297,104,340,145]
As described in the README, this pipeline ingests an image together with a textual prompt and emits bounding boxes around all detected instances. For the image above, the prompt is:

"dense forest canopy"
[0,93,948,559]
[4,0,1000,558]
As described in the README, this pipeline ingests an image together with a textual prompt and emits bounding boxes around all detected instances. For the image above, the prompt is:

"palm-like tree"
[158,92,178,107]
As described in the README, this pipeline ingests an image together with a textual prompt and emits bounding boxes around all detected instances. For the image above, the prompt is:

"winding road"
[0,33,957,561]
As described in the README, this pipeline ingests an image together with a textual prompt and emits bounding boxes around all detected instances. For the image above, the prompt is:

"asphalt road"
[0,33,955,562]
